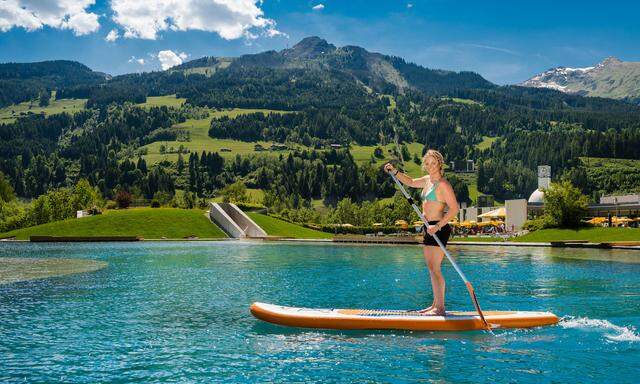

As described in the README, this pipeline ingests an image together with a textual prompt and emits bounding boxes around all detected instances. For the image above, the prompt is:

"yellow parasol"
[586,217,607,225]
[395,220,409,229]
[477,207,506,219]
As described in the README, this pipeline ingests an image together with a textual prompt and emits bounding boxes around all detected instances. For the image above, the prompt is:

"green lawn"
[476,136,498,151]
[246,189,265,204]
[140,108,295,164]
[440,97,483,106]
[351,142,425,177]
[136,94,186,108]
[579,156,640,169]
[211,188,265,204]
[246,212,332,239]
[0,208,227,240]
[514,227,640,243]
[0,97,86,124]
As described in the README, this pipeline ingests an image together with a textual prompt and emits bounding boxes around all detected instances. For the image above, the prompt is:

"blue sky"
[0,0,638,84]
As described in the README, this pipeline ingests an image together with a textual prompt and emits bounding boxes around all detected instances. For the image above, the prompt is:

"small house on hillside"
[220,147,232,152]
[270,143,287,151]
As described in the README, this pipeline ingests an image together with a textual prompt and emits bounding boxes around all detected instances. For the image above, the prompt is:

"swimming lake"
[1,241,638,382]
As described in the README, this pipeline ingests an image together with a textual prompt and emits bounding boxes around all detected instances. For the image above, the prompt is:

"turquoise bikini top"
[421,180,443,203]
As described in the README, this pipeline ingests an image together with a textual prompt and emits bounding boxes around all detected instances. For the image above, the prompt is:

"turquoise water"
[1,242,639,383]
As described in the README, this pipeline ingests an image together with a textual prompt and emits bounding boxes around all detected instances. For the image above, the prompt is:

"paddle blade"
[465,282,491,330]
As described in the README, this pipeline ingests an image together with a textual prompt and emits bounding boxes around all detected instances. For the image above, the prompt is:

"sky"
[0,0,638,84]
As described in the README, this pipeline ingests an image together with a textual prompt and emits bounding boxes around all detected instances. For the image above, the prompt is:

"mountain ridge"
[520,57,640,103]
[175,36,495,95]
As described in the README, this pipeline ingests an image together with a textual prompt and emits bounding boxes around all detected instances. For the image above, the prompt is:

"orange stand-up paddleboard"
[250,302,559,331]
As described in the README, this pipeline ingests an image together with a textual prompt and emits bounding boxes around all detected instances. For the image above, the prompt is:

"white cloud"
[265,28,286,38]
[128,56,146,65]
[0,0,99,35]
[157,50,187,70]
[312,4,325,11]
[110,0,282,40]
[105,29,119,42]
[407,3,413,8]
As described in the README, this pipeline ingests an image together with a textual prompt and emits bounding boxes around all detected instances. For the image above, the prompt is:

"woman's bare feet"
[420,307,446,316]
[417,304,434,314]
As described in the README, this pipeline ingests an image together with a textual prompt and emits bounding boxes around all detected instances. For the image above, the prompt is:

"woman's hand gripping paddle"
[386,168,493,331]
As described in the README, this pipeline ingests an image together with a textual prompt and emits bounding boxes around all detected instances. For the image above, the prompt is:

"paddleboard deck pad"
[250,302,558,331]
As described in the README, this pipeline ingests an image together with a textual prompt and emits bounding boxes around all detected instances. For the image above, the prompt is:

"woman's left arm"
[437,181,459,229]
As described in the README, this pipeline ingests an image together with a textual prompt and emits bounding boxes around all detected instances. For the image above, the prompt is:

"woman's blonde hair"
[422,149,445,176]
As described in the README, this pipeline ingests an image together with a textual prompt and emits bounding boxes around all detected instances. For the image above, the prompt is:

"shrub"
[235,201,265,211]
[221,181,249,203]
[115,190,132,209]
[543,180,589,228]
[522,217,553,231]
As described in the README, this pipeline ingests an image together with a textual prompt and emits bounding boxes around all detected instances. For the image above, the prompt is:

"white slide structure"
[209,202,267,238]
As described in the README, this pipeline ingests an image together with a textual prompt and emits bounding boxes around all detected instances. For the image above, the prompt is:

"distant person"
[384,149,459,315]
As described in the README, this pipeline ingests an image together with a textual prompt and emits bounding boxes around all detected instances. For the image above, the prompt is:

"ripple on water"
[560,316,640,343]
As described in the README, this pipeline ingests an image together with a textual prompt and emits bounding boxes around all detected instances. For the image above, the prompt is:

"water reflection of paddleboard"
[250,302,559,331]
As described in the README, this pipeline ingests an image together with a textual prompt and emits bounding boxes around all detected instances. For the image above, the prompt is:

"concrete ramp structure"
[209,202,267,238]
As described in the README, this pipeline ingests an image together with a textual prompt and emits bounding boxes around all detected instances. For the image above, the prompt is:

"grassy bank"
[246,212,332,239]
[0,208,227,240]
[514,227,640,243]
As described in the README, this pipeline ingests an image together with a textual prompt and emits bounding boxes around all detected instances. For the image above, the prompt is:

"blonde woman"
[384,149,459,315]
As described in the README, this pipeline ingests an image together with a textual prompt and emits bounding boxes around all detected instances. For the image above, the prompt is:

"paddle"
[386,168,492,330]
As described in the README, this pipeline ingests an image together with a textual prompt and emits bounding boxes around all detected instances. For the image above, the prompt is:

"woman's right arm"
[384,163,426,188]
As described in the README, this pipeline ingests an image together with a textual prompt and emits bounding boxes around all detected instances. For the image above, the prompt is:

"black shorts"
[422,221,452,247]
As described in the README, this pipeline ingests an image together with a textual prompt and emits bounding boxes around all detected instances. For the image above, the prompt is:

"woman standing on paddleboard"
[384,149,459,315]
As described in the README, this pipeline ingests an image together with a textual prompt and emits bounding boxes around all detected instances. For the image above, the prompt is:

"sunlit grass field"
[140,108,296,164]
[475,136,498,151]
[514,227,640,243]
[0,96,86,124]
[0,208,227,240]
[350,142,425,176]
[245,212,332,239]
[136,94,186,108]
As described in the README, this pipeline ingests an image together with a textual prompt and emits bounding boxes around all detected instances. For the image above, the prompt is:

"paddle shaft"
[388,169,490,330]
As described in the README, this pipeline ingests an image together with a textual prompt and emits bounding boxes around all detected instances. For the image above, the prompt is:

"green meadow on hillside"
[0,208,226,240]
[475,136,498,151]
[136,94,186,108]
[0,94,86,124]
[140,108,296,164]
[350,142,425,176]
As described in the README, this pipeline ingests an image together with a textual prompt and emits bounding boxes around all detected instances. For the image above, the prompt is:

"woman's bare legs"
[419,245,446,315]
